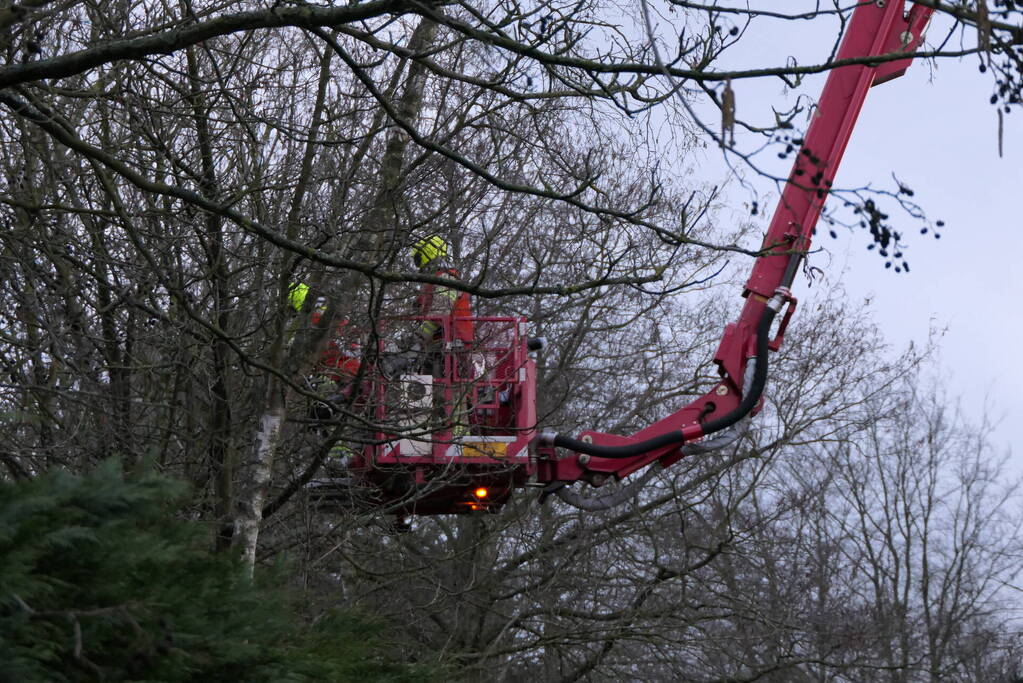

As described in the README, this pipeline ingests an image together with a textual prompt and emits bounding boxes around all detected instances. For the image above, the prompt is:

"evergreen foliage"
[0,462,429,682]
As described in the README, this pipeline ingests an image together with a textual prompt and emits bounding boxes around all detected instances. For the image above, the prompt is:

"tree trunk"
[232,18,438,574]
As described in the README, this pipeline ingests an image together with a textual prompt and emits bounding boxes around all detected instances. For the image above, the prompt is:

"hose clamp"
[766,288,798,352]
[537,432,557,447]
[766,286,792,313]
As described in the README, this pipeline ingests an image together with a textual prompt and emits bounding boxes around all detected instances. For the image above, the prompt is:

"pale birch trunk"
[233,18,437,574]
[232,42,336,575]
[236,407,284,573]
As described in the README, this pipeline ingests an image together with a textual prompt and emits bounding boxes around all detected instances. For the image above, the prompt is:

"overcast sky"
[837,41,1021,457]
[684,5,1021,457]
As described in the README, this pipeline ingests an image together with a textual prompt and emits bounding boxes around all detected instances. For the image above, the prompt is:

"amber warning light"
[474,487,489,499]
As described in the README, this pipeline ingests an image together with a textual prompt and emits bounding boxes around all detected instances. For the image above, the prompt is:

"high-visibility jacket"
[417,268,474,342]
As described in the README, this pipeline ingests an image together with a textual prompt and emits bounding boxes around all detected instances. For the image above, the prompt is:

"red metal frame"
[353,316,538,515]
[534,1,935,485]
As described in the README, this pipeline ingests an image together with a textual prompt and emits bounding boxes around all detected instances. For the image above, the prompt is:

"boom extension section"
[534,1,935,492]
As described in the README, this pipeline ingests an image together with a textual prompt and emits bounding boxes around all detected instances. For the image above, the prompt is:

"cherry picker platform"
[308,315,540,516]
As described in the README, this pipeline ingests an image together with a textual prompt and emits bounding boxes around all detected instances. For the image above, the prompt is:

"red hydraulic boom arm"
[534,1,936,490]
[335,1,936,517]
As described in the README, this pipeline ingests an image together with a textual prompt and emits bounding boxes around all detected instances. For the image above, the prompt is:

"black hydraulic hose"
[549,301,780,460]
[699,304,774,435]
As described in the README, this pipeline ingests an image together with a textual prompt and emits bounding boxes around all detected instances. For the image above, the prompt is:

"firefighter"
[410,235,474,350]
[287,282,362,389]
[408,235,476,436]
[288,282,361,470]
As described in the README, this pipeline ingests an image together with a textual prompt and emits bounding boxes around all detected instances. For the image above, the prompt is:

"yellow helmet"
[410,235,450,269]
[287,282,310,311]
